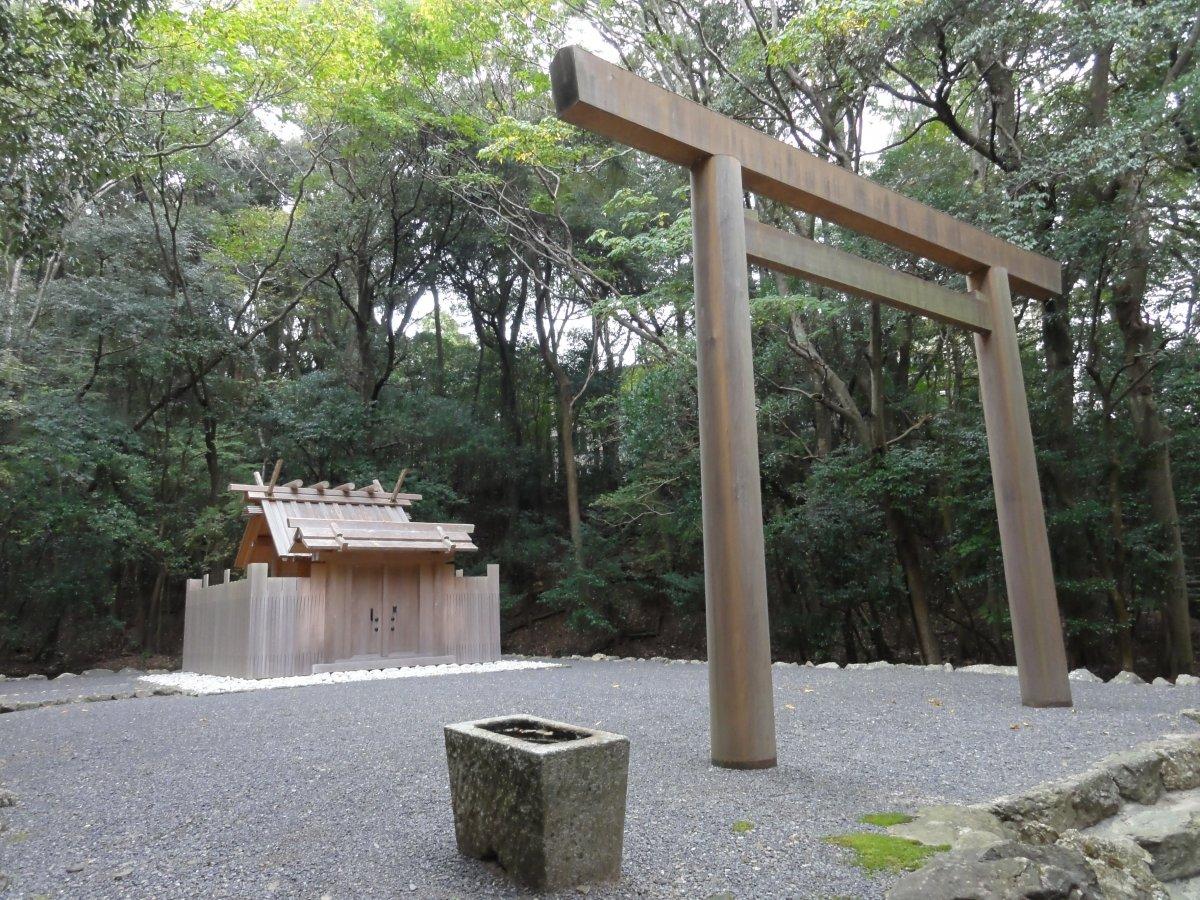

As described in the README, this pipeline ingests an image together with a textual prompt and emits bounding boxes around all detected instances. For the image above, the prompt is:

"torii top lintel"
[550,45,1062,301]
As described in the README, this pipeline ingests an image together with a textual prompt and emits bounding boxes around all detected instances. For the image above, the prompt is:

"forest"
[0,0,1197,678]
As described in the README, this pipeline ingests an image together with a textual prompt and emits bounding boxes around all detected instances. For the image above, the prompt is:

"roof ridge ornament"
[265,459,283,496]
[390,468,410,504]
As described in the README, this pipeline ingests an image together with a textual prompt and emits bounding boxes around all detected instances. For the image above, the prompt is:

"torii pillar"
[691,155,777,768]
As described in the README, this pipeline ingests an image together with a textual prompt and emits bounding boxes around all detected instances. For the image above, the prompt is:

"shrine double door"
[320,562,448,666]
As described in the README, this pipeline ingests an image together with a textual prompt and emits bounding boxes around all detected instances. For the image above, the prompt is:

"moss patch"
[858,811,914,827]
[824,833,948,873]
[731,819,755,834]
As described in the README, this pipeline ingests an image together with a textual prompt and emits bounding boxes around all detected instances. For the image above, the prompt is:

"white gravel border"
[548,653,1197,686]
[139,659,561,696]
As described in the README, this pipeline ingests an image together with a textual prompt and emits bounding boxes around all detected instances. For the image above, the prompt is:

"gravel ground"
[0,673,147,706]
[0,659,1195,900]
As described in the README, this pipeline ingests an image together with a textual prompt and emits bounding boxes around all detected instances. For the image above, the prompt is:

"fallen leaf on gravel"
[611,683,620,688]
[928,698,943,707]
[784,703,796,710]
[802,687,814,693]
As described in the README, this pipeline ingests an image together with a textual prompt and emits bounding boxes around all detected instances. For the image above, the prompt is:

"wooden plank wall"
[419,563,442,655]
[183,563,326,678]
[390,566,420,654]
[182,573,253,676]
[444,564,501,664]
[246,566,326,678]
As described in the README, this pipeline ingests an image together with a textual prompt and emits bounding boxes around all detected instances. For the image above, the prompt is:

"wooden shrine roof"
[231,475,477,565]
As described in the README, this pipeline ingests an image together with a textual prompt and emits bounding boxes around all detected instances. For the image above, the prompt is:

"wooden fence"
[182,563,325,678]
[446,565,501,664]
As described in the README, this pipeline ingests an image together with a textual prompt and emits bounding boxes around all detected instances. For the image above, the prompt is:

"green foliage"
[0,0,147,256]
[858,812,914,827]
[143,0,391,123]
[768,0,918,64]
[538,547,623,635]
[824,833,949,872]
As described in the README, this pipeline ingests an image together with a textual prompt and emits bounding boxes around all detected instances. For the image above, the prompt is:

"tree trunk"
[203,413,220,503]
[4,254,23,348]
[1112,197,1193,675]
[886,505,941,664]
[355,302,373,402]
[532,265,587,560]
[432,283,445,396]
[141,564,166,652]
[778,285,833,455]
[495,340,521,446]
[558,382,583,558]
[1100,411,1135,671]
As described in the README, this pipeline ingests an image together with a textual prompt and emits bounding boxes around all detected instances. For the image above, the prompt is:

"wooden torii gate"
[551,46,1072,770]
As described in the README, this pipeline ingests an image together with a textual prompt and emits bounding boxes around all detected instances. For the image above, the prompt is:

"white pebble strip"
[139,660,561,696]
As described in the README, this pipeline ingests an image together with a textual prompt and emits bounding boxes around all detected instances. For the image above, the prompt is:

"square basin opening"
[479,718,589,745]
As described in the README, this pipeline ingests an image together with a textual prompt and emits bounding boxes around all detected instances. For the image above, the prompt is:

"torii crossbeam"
[551,46,1072,770]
